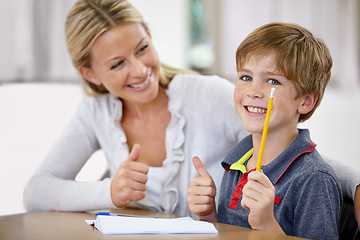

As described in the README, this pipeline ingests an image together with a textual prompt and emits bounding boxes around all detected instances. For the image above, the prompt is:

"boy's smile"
[246,106,267,114]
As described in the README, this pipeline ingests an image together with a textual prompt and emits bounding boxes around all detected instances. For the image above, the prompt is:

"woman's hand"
[110,144,149,208]
[354,185,360,229]
[187,156,217,222]
[241,171,284,234]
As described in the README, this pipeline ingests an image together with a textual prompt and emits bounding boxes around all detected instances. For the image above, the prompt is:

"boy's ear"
[298,92,318,115]
[78,66,102,85]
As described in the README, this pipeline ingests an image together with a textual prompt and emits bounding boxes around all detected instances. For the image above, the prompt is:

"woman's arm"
[23,100,115,212]
[323,156,360,228]
[323,156,360,199]
[355,185,360,229]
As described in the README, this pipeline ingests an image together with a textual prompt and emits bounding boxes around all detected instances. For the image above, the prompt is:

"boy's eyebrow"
[263,71,284,77]
[238,68,283,77]
[237,68,252,74]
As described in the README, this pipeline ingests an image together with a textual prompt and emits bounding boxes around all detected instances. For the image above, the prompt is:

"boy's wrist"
[199,210,217,222]
[262,217,285,235]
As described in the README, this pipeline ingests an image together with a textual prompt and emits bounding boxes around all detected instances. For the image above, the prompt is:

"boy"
[187,22,342,239]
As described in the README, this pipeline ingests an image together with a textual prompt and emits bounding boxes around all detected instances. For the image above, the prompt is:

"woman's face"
[79,23,160,104]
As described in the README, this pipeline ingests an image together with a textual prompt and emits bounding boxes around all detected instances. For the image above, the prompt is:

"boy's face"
[234,53,308,136]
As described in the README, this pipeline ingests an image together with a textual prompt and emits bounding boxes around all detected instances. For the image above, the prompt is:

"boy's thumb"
[192,156,210,177]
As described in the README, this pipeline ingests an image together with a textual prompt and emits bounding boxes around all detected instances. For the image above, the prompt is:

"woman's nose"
[129,57,146,77]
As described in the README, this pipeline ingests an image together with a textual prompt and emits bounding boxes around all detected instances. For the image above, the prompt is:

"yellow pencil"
[256,87,275,171]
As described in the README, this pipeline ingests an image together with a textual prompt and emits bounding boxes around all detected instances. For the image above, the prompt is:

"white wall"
[299,88,360,171]
[130,0,190,69]
[0,84,85,216]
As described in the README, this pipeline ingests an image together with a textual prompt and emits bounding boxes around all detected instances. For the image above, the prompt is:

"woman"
[24,0,360,219]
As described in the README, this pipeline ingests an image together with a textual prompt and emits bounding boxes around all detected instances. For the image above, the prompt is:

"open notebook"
[86,216,218,234]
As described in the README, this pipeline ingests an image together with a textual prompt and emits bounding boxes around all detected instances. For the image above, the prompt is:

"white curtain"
[0,0,78,83]
[0,0,189,84]
[216,0,360,89]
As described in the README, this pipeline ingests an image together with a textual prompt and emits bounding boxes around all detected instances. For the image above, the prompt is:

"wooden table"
[0,208,305,240]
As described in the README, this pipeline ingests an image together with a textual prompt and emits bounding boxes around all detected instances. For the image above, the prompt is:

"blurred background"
[0,0,359,215]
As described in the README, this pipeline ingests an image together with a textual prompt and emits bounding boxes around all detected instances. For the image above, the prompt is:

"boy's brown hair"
[236,22,332,122]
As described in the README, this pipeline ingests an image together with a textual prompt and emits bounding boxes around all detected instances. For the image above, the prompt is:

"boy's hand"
[241,171,284,234]
[110,144,149,208]
[187,156,217,222]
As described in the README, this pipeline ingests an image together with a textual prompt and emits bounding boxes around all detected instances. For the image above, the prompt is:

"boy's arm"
[241,171,285,235]
[293,171,341,240]
[187,156,217,222]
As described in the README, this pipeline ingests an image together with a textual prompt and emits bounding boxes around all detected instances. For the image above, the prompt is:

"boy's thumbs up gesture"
[110,144,149,208]
[187,156,217,222]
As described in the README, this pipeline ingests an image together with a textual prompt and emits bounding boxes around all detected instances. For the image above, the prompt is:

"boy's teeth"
[248,106,266,113]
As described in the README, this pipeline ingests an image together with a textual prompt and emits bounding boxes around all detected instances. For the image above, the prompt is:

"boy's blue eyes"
[240,76,252,81]
[268,79,280,85]
[239,75,280,85]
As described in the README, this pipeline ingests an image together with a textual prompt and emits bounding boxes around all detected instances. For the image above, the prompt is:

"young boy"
[187,22,342,239]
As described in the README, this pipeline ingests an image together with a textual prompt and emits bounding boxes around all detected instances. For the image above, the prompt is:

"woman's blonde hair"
[236,22,333,122]
[65,0,195,96]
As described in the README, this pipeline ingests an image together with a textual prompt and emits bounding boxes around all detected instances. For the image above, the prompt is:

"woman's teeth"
[129,76,150,88]
[247,106,266,113]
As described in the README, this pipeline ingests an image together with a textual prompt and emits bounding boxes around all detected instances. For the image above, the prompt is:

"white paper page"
[94,216,218,234]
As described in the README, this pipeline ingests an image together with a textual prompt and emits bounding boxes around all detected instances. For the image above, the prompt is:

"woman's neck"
[122,87,168,120]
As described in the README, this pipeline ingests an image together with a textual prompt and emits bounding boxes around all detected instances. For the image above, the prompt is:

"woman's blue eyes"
[110,61,124,70]
[110,44,148,70]
[138,44,148,53]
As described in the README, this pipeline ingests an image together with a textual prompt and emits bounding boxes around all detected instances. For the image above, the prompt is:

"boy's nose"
[247,82,265,99]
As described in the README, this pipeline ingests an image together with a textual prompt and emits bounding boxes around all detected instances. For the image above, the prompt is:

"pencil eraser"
[270,88,275,98]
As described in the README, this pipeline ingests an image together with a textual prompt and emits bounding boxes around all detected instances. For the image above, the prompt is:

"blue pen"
[95,212,112,216]
[95,212,151,218]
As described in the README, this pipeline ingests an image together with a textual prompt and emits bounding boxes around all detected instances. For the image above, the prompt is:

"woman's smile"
[128,70,153,90]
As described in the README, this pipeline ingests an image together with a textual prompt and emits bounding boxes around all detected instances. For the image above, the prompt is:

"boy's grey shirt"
[218,129,342,240]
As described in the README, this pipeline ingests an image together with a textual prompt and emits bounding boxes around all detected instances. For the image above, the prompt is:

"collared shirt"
[218,129,342,240]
